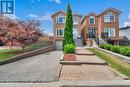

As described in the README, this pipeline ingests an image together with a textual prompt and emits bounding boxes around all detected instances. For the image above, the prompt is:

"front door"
[88,29,95,38]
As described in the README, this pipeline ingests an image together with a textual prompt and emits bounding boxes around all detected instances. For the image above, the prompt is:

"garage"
[55,41,63,50]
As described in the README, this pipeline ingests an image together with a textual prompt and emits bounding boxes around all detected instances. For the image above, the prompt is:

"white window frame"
[73,16,78,25]
[89,15,95,25]
[56,28,64,36]
[104,28,115,37]
[104,12,115,22]
[73,28,78,38]
[56,14,66,24]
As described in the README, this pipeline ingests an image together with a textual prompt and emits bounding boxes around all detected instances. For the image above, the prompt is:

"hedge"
[99,44,130,57]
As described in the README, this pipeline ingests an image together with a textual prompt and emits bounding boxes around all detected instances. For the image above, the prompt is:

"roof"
[81,12,98,24]
[120,26,130,30]
[52,11,82,18]
[81,7,121,24]
[99,7,121,15]
[51,11,65,18]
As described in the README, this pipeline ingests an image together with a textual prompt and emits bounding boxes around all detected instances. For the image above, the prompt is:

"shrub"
[120,47,129,55]
[125,49,130,56]
[111,46,120,53]
[104,44,112,51]
[99,44,106,49]
[64,44,76,53]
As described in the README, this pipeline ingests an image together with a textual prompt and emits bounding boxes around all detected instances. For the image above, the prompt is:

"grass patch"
[0,54,17,61]
[88,48,130,79]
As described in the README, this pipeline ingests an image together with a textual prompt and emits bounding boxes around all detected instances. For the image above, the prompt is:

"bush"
[64,44,76,53]
[125,49,130,56]
[99,44,106,49]
[120,47,129,55]
[111,46,120,53]
[104,44,112,51]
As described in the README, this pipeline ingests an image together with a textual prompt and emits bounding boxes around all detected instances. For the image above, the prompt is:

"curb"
[106,65,129,80]
[59,61,107,65]
[75,53,95,55]
[97,48,130,62]
[0,45,55,65]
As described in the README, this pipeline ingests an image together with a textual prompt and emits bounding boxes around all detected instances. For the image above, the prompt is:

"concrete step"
[74,39,83,47]
[75,49,95,55]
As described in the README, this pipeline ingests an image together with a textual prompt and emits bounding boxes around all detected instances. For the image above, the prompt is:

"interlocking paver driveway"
[60,65,123,81]
[0,51,63,82]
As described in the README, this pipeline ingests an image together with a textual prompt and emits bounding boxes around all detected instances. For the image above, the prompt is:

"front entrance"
[55,41,63,50]
[88,29,95,38]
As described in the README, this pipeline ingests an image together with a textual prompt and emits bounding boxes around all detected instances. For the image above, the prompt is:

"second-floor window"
[56,28,64,36]
[57,14,65,24]
[73,16,78,25]
[89,16,95,25]
[104,28,115,37]
[104,12,115,22]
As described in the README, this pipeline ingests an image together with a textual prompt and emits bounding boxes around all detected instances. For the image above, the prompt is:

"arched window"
[104,12,115,22]
[57,14,65,23]
[89,16,95,25]
[73,16,78,25]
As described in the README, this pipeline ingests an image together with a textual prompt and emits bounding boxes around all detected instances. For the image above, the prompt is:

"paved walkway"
[0,51,63,82]
[59,49,124,81]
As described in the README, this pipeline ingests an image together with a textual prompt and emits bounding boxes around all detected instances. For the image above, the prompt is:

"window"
[104,12,115,22]
[56,29,64,36]
[73,29,78,38]
[57,14,65,23]
[104,28,115,37]
[73,16,78,25]
[89,16,95,25]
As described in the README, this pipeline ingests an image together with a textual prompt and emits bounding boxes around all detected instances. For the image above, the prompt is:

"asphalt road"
[0,51,63,82]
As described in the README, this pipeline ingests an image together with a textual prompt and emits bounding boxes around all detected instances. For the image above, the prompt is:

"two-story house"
[52,8,121,49]
[52,11,82,49]
[81,8,121,45]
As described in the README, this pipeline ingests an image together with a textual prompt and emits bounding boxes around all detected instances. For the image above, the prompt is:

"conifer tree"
[63,3,75,50]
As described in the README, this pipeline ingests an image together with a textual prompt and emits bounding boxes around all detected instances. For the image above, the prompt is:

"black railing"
[101,32,108,38]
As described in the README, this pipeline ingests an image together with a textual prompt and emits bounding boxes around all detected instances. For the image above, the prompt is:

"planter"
[63,53,76,61]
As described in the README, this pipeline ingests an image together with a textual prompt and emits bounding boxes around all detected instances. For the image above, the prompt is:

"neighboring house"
[81,8,121,45]
[119,26,130,39]
[52,11,82,50]
[52,8,121,49]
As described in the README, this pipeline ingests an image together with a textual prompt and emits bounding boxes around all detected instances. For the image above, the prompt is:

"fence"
[119,40,130,46]
[24,40,54,52]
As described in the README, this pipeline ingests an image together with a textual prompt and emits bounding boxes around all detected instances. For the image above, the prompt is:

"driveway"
[0,51,63,82]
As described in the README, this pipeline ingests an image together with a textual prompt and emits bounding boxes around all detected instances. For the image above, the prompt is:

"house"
[119,26,130,39]
[52,8,121,49]
[52,11,82,50]
[81,8,121,45]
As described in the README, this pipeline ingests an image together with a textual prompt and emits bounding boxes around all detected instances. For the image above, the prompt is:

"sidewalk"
[59,48,124,81]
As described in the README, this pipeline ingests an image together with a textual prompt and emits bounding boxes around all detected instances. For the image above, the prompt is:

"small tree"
[63,3,75,51]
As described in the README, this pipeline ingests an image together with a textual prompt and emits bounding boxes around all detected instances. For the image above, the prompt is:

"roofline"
[99,7,121,15]
[52,11,82,18]
[51,10,65,18]
[120,26,130,30]
[81,7,121,24]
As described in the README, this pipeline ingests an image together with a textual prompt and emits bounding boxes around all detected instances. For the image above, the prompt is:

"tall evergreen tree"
[63,3,75,50]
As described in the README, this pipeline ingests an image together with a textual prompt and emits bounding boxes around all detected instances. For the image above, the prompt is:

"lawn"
[0,54,17,61]
[88,48,130,79]
[0,42,45,61]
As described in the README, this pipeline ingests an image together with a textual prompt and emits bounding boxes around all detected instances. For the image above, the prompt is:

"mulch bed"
[63,53,76,61]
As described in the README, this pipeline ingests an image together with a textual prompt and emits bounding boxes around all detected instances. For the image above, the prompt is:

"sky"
[10,0,130,35]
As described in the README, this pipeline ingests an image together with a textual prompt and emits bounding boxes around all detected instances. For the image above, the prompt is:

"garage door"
[55,41,63,50]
